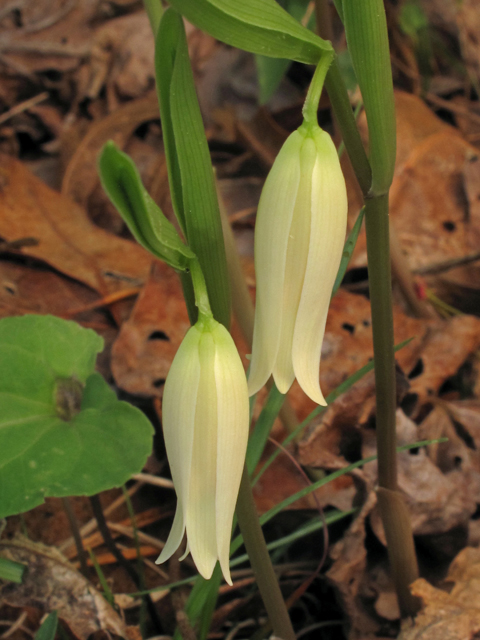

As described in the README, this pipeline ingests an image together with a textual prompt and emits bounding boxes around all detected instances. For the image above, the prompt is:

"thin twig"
[89,495,163,634]
[413,250,480,275]
[0,92,49,126]
[61,497,89,576]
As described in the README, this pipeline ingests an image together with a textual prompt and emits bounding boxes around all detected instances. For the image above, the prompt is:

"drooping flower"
[247,123,348,405]
[156,316,249,585]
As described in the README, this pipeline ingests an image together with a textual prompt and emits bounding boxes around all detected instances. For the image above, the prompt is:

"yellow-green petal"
[248,130,303,397]
[213,323,249,585]
[272,135,316,393]
[156,325,202,563]
[186,330,218,580]
[293,130,348,405]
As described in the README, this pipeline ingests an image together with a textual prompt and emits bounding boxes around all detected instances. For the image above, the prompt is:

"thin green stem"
[325,59,372,195]
[189,257,213,321]
[235,466,296,640]
[302,51,334,128]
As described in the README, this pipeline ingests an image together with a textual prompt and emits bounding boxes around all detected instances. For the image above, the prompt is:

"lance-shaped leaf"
[343,0,396,194]
[167,0,331,64]
[99,141,194,271]
[156,9,231,328]
[256,0,314,104]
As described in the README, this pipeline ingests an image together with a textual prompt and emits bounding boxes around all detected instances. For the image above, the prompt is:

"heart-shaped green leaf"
[0,315,154,517]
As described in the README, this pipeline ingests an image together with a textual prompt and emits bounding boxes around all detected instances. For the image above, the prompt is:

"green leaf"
[156,10,231,327]
[0,557,26,583]
[332,0,344,23]
[0,315,154,518]
[167,0,331,65]
[246,382,284,475]
[99,141,194,271]
[35,612,58,640]
[332,206,365,296]
[343,0,396,194]
[255,0,313,104]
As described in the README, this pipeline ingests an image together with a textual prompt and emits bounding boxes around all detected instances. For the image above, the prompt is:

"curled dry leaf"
[399,547,480,640]
[61,91,160,209]
[0,535,127,640]
[111,260,190,396]
[367,411,477,542]
[0,154,152,296]
[327,492,380,640]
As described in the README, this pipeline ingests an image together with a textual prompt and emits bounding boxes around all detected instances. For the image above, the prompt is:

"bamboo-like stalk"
[322,0,420,617]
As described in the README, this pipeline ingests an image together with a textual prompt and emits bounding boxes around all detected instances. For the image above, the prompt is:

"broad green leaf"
[99,141,194,271]
[156,10,231,327]
[168,0,331,64]
[0,315,154,518]
[35,612,58,640]
[0,557,25,583]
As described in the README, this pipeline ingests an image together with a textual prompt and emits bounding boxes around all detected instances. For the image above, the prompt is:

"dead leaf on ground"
[111,261,190,396]
[327,492,381,640]
[0,154,152,296]
[61,91,160,209]
[0,535,127,640]
[399,547,480,640]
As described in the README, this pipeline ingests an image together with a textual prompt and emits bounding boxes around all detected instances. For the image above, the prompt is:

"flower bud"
[156,317,249,585]
[248,124,348,405]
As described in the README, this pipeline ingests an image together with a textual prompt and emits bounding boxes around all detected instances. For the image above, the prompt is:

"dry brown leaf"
[0,154,152,295]
[61,91,160,208]
[367,411,477,542]
[0,535,127,640]
[327,492,381,640]
[399,547,480,640]
[111,261,191,396]
[390,132,480,293]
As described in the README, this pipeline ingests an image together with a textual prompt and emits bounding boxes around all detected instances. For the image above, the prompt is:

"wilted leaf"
[0,536,127,640]
[0,155,152,295]
[399,547,480,640]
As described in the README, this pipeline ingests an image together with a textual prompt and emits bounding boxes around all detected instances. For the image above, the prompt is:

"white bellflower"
[247,123,348,405]
[156,316,249,585]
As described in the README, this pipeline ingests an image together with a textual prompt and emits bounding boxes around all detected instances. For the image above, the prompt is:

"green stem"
[325,59,372,195]
[235,467,296,640]
[364,194,397,491]
[189,257,213,321]
[364,194,420,617]
[302,51,334,128]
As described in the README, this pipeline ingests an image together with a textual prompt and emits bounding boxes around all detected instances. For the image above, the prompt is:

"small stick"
[61,497,89,576]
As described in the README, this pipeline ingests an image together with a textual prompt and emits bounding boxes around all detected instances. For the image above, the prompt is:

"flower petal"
[293,130,348,405]
[186,329,218,580]
[155,501,185,564]
[213,324,249,585]
[272,135,316,393]
[158,324,201,562]
[248,131,303,397]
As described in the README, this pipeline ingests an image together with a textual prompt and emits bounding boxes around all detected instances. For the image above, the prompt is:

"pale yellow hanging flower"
[247,123,348,405]
[156,316,249,585]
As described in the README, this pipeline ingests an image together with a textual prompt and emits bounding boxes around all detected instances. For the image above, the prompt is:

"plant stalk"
[235,466,296,640]
[364,194,397,491]
[364,194,420,617]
